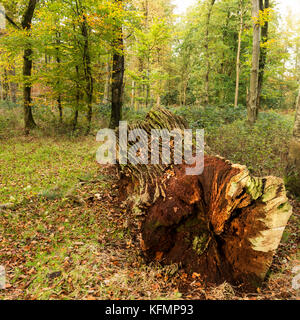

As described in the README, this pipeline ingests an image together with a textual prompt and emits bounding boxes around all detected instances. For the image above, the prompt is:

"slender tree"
[56,31,63,124]
[2,68,9,100]
[257,0,270,109]
[234,0,244,107]
[74,0,94,134]
[204,0,215,106]
[81,14,93,134]
[109,0,125,129]
[21,0,38,133]
[102,57,111,105]
[73,65,80,132]
[9,67,17,103]
[247,0,261,124]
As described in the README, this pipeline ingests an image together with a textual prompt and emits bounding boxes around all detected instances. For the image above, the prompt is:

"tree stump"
[117,107,292,290]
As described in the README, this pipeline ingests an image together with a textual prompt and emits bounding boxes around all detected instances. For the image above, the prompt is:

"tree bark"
[234,0,244,107]
[257,0,269,109]
[2,69,9,100]
[81,14,93,134]
[131,80,135,109]
[183,81,187,106]
[57,94,62,124]
[56,32,63,124]
[204,0,215,106]
[109,0,125,129]
[73,0,93,133]
[9,67,17,103]
[144,0,150,109]
[145,67,150,108]
[23,46,36,133]
[247,0,261,124]
[22,0,38,133]
[102,58,111,105]
[137,57,144,109]
[73,65,80,132]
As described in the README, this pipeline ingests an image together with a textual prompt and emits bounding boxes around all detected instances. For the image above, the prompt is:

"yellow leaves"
[252,8,274,27]
[261,38,276,49]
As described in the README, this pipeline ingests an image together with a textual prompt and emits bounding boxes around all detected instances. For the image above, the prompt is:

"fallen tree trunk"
[117,107,292,290]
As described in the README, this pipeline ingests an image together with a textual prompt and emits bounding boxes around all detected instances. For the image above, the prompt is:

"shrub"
[170,104,246,130]
[206,111,293,177]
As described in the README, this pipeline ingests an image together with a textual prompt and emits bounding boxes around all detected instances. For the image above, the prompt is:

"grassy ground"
[0,134,183,300]
[0,104,299,300]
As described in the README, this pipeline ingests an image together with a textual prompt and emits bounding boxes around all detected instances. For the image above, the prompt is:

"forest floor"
[0,133,299,300]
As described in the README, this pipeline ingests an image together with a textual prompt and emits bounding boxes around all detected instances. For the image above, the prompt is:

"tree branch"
[0,9,21,30]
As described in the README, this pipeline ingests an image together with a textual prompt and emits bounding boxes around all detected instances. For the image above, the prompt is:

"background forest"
[0,0,299,300]
[0,0,299,127]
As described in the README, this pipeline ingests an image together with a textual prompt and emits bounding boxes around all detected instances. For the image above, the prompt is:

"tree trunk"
[146,67,150,109]
[73,108,79,132]
[183,82,187,106]
[257,0,269,109]
[102,58,111,105]
[23,46,36,133]
[144,0,150,109]
[204,0,215,106]
[109,0,124,129]
[247,0,261,124]
[73,65,80,132]
[117,107,292,291]
[81,15,93,134]
[22,0,38,134]
[137,57,144,109]
[2,69,9,100]
[219,10,230,104]
[57,94,62,124]
[56,33,63,124]
[156,94,160,108]
[110,47,124,129]
[9,67,17,103]
[131,80,135,109]
[234,0,244,107]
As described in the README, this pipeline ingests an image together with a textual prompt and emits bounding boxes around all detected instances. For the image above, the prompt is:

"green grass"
[0,136,100,204]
